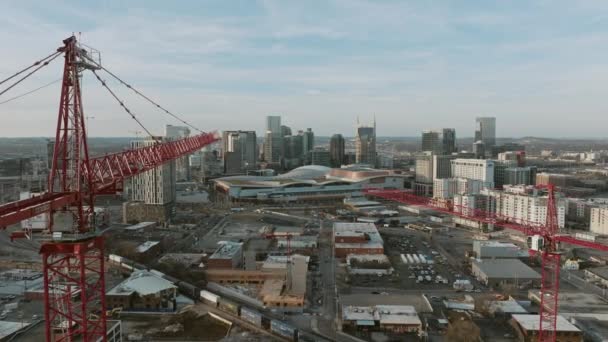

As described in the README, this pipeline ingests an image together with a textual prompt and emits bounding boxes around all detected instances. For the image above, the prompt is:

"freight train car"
[240,306,263,327]
[218,297,240,316]
[271,320,298,341]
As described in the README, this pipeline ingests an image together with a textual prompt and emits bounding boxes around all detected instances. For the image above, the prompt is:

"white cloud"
[1,1,608,138]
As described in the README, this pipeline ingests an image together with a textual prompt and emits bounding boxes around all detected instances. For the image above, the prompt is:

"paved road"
[316,219,338,339]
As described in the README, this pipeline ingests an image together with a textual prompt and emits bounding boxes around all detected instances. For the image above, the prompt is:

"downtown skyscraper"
[475,117,496,148]
[355,117,376,166]
[330,134,345,167]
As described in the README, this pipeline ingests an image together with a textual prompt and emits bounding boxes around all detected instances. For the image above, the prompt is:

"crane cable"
[0,79,62,105]
[0,51,62,97]
[0,51,61,86]
[90,70,156,139]
[98,66,204,133]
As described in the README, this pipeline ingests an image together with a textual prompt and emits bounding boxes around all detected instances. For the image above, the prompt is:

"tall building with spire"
[355,116,377,166]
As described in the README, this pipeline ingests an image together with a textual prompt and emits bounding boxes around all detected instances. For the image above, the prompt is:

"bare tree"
[445,317,481,342]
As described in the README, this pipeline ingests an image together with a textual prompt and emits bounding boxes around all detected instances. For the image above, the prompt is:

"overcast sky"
[1,0,608,138]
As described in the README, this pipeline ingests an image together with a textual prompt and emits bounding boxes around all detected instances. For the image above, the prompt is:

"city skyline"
[2,1,608,138]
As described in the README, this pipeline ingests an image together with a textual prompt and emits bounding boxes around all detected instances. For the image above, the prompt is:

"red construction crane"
[0,36,220,341]
[364,186,608,342]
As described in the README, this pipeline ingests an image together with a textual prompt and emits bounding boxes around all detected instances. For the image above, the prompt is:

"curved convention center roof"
[214,164,406,190]
[274,165,332,180]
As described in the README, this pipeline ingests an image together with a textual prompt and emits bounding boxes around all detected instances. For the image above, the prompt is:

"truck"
[406,254,415,264]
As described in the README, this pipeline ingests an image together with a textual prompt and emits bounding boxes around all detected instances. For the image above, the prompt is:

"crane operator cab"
[527,235,545,251]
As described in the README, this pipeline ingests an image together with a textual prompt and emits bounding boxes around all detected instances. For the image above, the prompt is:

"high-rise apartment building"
[451,159,495,188]
[165,125,191,181]
[128,137,176,205]
[356,119,376,166]
[414,154,434,196]
[590,207,608,235]
[433,178,484,199]
[222,130,257,174]
[329,134,345,167]
[481,185,566,229]
[475,117,496,148]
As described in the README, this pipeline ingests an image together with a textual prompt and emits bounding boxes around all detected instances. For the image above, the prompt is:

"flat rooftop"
[136,241,160,253]
[335,242,384,249]
[377,305,421,326]
[0,321,30,339]
[340,293,433,313]
[512,314,580,332]
[344,200,382,207]
[334,222,378,233]
[107,270,176,296]
[209,241,243,260]
[473,259,540,279]
[476,241,519,248]
[529,290,608,314]
[124,221,156,231]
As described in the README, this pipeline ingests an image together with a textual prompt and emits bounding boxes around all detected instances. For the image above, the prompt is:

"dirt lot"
[123,311,230,340]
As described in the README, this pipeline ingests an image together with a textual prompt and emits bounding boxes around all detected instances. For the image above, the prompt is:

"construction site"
[1,31,608,342]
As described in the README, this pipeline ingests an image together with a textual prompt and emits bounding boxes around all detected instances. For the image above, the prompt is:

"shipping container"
[240,307,262,327]
[218,298,240,316]
[271,320,297,341]
[200,290,219,305]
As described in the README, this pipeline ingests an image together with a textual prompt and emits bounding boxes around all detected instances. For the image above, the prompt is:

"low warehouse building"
[342,305,422,334]
[510,314,582,342]
[334,222,385,258]
[473,241,523,259]
[207,241,243,269]
[106,270,177,312]
[472,259,540,288]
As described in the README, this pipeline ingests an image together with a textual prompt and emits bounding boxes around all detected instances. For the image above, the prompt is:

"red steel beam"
[0,192,77,229]
[0,132,220,230]
[554,235,608,252]
[363,188,544,236]
[87,131,220,193]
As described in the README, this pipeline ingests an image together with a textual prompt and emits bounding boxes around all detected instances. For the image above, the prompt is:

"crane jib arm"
[0,192,78,229]
[0,131,220,229]
[88,131,219,192]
